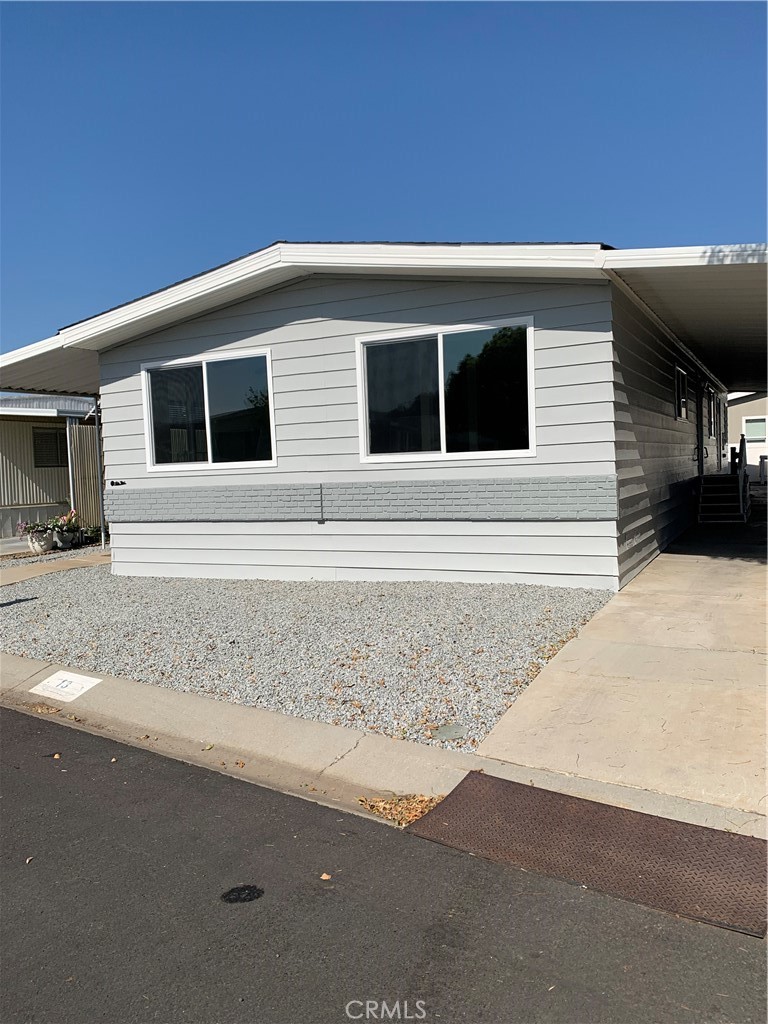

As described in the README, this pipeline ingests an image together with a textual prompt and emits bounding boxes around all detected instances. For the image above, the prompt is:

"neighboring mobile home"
[727,392,768,479]
[1,242,765,589]
[0,394,101,537]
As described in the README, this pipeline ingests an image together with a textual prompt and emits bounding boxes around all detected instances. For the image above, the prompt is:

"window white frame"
[355,316,536,463]
[743,416,767,444]
[140,347,278,472]
[706,386,717,439]
[674,366,688,420]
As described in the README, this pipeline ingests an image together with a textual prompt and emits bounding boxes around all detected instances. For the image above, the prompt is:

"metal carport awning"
[601,248,767,392]
[0,340,99,397]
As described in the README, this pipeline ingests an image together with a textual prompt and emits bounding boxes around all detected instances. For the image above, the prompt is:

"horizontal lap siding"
[99,275,616,485]
[100,275,619,588]
[612,289,719,586]
[110,521,618,590]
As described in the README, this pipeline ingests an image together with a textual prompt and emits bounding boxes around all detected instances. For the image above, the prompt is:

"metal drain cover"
[407,771,767,936]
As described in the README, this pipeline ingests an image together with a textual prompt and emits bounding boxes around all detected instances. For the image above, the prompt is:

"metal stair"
[698,476,747,523]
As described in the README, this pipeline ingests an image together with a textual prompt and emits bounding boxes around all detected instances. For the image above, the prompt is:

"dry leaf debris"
[358,794,444,828]
[30,703,60,715]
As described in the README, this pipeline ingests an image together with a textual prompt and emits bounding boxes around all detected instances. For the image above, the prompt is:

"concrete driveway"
[478,522,767,830]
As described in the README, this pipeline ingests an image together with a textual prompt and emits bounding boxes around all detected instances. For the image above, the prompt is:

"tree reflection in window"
[443,326,529,452]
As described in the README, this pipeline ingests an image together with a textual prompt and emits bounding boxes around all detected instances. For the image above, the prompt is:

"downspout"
[65,417,77,512]
[93,400,107,550]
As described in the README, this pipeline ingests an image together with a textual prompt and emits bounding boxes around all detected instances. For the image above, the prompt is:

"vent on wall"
[33,428,68,469]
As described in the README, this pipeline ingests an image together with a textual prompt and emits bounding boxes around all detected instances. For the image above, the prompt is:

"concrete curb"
[1,652,764,837]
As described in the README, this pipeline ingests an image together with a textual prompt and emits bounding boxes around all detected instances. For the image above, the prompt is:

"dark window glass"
[33,428,68,468]
[675,367,688,420]
[206,356,273,463]
[443,326,529,452]
[366,338,440,455]
[149,365,208,464]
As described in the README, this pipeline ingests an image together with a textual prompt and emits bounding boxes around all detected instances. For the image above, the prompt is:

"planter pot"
[54,530,73,549]
[27,532,54,555]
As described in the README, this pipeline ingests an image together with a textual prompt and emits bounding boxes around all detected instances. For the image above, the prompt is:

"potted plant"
[49,509,80,549]
[16,520,55,554]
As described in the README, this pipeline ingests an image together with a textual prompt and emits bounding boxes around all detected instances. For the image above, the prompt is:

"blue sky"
[1,1,765,352]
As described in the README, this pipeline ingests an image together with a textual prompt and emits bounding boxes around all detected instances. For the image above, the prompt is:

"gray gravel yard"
[1,568,611,749]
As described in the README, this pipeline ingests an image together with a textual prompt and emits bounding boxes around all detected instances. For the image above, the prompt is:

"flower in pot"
[16,520,55,554]
[48,509,80,549]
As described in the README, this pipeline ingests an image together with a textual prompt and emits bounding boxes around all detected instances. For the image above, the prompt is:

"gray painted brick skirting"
[104,476,618,523]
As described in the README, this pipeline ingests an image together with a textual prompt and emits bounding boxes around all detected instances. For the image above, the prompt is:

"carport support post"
[65,416,77,513]
[94,400,107,550]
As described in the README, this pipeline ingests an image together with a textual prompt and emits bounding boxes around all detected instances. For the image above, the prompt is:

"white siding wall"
[727,394,768,477]
[99,275,616,484]
[110,521,619,590]
[612,289,722,586]
[100,275,619,588]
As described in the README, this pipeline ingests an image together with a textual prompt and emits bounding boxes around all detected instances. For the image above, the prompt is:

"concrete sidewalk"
[0,551,111,586]
[478,527,767,825]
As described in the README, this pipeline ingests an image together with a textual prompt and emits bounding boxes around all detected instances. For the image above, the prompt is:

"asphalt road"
[1,708,764,1024]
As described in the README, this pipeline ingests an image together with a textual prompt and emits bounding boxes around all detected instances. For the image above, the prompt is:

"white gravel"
[1,568,611,750]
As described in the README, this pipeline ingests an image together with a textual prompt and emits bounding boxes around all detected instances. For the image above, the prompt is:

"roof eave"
[57,242,608,353]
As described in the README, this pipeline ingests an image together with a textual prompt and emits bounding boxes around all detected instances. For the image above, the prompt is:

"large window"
[144,350,275,469]
[358,321,534,461]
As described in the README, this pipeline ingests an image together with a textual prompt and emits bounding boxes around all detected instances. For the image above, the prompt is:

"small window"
[706,387,717,438]
[33,428,68,468]
[744,417,767,443]
[674,367,688,420]
[360,321,533,460]
[145,350,275,468]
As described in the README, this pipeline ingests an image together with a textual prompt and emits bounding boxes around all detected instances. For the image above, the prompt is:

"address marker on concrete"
[29,671,102,703]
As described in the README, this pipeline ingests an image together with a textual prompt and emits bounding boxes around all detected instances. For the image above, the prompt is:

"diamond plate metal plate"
[407,771,767,937]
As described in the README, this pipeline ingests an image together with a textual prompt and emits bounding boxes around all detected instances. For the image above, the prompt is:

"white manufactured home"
[1,242,765,590]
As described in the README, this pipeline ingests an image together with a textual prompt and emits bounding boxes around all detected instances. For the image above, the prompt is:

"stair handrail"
[737,434,750,517]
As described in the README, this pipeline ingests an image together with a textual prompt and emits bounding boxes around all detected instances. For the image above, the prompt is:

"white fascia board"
[0,407,89,418]
[282,242,605,270]
[55,242,606,353]
[0,407,58,417]
[600,243,767,270]
[1,334,64,367]
[59,245,289,350]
